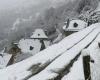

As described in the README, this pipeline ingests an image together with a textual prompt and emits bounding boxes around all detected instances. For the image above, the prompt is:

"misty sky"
[0,0,42,10]
[0,0,68,10]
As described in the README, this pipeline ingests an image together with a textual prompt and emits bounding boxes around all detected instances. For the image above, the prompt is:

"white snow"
[0,50,12,69]
[82,34,100,80]
[30,29,48,39]
[0,23,100,80]
[61,34,100,80]
[81,49,91,57]
[63,19,87,31]
[63,34,100,80]
[28,24,100,80]
[0,56,5,69]
[11,71,31,80]
[3,53,12,67]
[44,40,51,48]
[53,33,63,43]
[61,55,84,80]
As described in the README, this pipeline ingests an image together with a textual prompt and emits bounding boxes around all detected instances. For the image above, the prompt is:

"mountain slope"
[0,23,100,80]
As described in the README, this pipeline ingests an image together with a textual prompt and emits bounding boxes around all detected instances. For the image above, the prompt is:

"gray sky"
[0,0,68,10]
[0,0,41,10]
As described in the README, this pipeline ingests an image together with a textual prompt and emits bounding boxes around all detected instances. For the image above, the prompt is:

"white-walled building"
[63,19,88,32]
[18,29,50,55]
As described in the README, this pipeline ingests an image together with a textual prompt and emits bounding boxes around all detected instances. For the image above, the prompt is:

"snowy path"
[0,23,100,80]
[28,26,100,80]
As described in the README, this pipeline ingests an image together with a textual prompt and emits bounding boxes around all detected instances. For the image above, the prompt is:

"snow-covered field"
[0,23,100,80]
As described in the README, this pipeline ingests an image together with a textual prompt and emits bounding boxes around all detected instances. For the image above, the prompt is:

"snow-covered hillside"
[0,23,100,80]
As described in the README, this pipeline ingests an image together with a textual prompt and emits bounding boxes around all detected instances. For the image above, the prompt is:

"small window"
[30,46,34,50]
[73,22,78,28]
[98,43,100,48]
[38,34,40,36]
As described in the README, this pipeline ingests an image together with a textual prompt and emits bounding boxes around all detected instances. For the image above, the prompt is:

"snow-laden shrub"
[78,10,100,26]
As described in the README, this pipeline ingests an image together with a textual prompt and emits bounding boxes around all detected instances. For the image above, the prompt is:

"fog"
[0,0,68,10]
[0,0,69,50]
[0,0,49,10]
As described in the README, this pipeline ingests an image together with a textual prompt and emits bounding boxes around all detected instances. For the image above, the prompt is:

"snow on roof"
[0,53,12,69]
[29,25,100,80]
[81,49,90,56]
[62,33,100,80]
[0,23,100,80]
[0,49,5,55]
[62,55,84,80]
[30,29,48,39]
[63,35,100,80]
[81,34,100,80]
[63,19,88,31]
[14,53,32,63]
[3,53,12,67]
